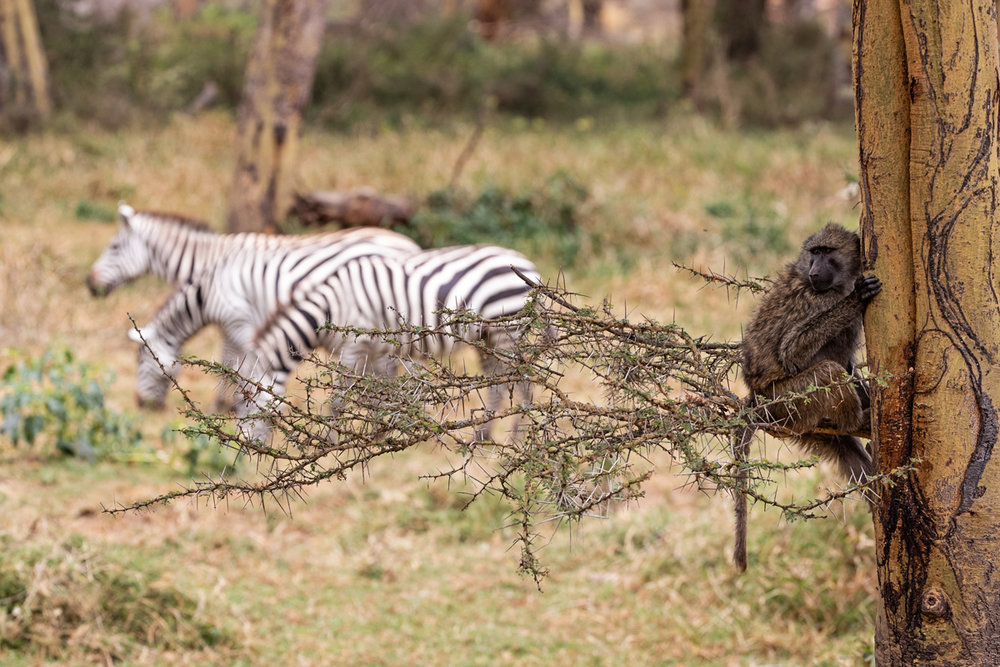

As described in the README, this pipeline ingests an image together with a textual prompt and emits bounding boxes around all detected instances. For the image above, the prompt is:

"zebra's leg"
[233,360,290,447]
[476,340,532,443]
[322,339,398,442]
[212,335,243,413]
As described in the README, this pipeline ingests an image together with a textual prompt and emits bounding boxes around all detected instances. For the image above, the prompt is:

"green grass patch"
[0,533,235,662]
[74,200,117,222]
[409,172,591,268]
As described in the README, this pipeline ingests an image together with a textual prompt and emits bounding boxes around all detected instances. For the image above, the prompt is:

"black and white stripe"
[241,245,542,440]
[128,232,421,408]
[88,204,417,296]
[88,204,419,405]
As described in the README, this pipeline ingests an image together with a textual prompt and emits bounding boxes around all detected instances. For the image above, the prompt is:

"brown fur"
[740,222,877,480]
[733,223,879,570]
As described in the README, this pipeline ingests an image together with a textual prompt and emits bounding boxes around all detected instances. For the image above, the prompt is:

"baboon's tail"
[732,424,756,573]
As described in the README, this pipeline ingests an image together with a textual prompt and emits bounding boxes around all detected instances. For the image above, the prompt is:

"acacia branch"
[113,283,908,582]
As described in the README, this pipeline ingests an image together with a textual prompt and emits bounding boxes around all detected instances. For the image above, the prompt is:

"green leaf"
[1,412,21,444]
[23,415,45,446]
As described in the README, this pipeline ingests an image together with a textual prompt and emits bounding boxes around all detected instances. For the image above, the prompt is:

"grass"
[0,111,873,664]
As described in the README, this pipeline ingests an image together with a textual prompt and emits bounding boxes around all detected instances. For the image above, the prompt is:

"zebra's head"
[87,204,152,297]
[129,326,177,409]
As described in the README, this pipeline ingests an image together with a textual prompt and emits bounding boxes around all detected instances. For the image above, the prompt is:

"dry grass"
[0,112,875,665]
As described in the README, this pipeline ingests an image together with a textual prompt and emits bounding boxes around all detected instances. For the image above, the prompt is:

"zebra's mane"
[136,210,214,233]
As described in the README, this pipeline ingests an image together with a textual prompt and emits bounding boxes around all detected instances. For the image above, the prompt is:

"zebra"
[132,244,543,441]
[88,204,420,405]
[87,204,418,298]
[126,230,426,408]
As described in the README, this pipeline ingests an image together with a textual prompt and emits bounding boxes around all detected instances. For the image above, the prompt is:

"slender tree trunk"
[716,0,766,62]
[0,0,50,119]
[680,0,715,105]
[855,0,1000,662]
[227,0,329,233]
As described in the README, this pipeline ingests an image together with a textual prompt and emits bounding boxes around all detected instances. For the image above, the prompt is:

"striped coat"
[134,244,543,441]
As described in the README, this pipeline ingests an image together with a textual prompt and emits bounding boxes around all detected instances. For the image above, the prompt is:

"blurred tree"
[716,0,766,61]
[567,0,602,39]
[227,0,329,233]
[679,0,715,107]
[0,0,50,124]
[474,0,541,41]
[855,0,1000,661]
[173,0,199,20]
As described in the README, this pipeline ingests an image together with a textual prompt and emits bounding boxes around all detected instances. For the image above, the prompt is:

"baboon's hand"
[855,274,882,303]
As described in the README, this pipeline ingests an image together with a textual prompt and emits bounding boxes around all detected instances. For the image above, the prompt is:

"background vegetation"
[1,2,872,664]
[28,1,843,131]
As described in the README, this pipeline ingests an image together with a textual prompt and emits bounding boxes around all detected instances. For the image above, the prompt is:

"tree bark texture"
[855,0,1000,662]
[0,0,50,118]
[716,0,767,62]
[226,0,328,233]
[680,0,715,104]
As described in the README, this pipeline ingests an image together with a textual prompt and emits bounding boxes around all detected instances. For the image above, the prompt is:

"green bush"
[729,20,843,127]
[409,172,589,267]
[0,348,143,461]
[160,423,235,477]
[31,4,849,129]
[35,1,256,126]
[312,16,676,127]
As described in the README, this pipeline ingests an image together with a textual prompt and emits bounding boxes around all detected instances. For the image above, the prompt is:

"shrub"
[312,16,676,127]
[0,348,143,461]
[35,1,256,126]
[409,172,589,267]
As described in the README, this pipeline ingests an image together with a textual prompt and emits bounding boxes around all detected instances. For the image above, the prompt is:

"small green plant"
[0,348,144,461]
[410,172,590,267]
[160,423,235,477]
[74,199,117,222]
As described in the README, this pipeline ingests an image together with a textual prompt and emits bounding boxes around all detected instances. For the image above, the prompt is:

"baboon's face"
[795,224,861,295]
[805,245,842,292]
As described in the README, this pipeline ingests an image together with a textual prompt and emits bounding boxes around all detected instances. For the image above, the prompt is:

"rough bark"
[855,0,1000,662]
[680,0,715,104]
[716,0,767,62]
[0,0,50,119]
[227,0,329,234]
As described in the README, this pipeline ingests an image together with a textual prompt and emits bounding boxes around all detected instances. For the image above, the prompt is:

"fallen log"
[292,188,415,228]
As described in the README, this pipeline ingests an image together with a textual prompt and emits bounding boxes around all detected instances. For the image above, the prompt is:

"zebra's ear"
[118,203,136,227]
[127,328,143,343]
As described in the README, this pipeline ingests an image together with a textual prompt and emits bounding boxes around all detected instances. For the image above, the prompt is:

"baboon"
[742,222,881,480]
[733,223,879,571]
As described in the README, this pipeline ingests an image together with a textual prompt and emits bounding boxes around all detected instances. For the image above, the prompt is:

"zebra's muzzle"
[86,273,110,298]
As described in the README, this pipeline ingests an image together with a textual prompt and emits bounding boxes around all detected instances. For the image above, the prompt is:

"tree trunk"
[716,0,766,62]
[855,0,1000,662]
[227,0,329,234]
[680,0,715,104]
[0,0,50,120]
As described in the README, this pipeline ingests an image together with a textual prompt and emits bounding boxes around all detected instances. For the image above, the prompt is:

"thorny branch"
[112,282,913,584]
